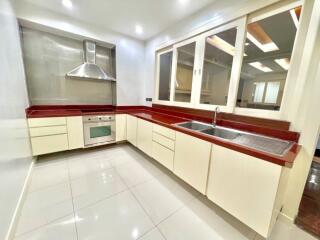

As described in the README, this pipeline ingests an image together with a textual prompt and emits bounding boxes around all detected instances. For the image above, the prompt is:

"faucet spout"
[213,106,220,127]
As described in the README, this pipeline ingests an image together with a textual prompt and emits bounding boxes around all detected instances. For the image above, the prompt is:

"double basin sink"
[175,121,293,156]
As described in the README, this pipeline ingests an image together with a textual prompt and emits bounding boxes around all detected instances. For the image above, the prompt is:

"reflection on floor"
[296,158,320,237]
[14,144,317,240]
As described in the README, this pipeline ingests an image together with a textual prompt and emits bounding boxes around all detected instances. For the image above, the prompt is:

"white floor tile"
[29,163,69,192]
[131,177,197,224]
[71,168,127,210]
[15,182,73,236]
[255,220,318,240]
[68,154,112,179]
[15,215,77,240]
[75,190,154,240]
[116,161,156,187]
[158,196,256,240]
[139,228,165,240]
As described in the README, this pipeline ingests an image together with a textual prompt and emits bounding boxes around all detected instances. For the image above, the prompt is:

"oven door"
[83,121,115,146]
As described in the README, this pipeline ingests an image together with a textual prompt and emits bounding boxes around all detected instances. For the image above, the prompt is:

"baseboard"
[5,158,35,240]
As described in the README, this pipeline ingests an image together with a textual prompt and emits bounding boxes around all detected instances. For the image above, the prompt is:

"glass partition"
[158,51,173,101]
[236,6,302,110]
[200,28,237,105]
[174,42,196,103]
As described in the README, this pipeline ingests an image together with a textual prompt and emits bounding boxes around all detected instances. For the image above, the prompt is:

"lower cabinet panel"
[173,132,211,194]
[137,119,153,157]
[152,141,174,171]
[31,134,69,156]
[126,115,138,146]
[207,144,282,238]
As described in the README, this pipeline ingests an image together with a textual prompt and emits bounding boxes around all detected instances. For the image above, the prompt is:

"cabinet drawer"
[29,125,67,137]
[28,117,66,127]
[152,141,174,171]
[153,132,175,150]
[153,124,175,140]
[31,134,68,156]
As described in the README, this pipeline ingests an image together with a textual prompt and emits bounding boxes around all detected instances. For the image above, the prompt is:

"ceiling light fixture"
[249,61,273,72]
[207,36,247,56]
[274,58,290,70]
[135,25,143,35]
[247,22,278,52]
[290,9,299,28]
[62,0,73,9]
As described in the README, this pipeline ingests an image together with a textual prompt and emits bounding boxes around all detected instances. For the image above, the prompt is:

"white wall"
[0,0,33,239]
[12,2,146,106]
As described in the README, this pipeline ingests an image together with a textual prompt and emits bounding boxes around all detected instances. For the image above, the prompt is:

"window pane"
[90,126,111,138]
[174,42,196,103]
[236,6,301,110]
[200,28,237,105]
[265,81,280,104]
[158,51,173,101]
[253,82,265,103]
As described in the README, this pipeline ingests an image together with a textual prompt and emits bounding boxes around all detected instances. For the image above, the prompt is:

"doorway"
[296,135,320,237]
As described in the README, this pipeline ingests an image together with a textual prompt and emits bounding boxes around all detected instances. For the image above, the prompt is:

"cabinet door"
[67,116,84,150]
[207,144,282,238]
[174,132,211,194]
[116,114,127,142]
[126,115,137,146]
[137,119,153,156]
[31,134,68,156]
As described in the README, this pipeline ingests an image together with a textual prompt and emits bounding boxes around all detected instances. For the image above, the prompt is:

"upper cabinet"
[154,2,304,119]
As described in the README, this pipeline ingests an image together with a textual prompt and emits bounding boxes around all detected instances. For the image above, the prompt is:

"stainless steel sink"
[174,120,294,156]
[176,121,212,131]
[200,127,241,140]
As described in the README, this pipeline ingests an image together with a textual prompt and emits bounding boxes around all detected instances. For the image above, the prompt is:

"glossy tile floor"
[14,144,318,240]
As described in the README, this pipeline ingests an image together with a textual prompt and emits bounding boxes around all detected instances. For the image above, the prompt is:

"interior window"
[200,28,237,105]
[158,51,173,101]
[174,42,196,103]
[236,6,302,110]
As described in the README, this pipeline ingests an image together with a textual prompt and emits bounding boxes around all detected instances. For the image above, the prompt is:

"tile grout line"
[67,157,79,240]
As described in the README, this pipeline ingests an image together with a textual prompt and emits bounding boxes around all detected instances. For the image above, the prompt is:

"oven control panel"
[83,115,115,123]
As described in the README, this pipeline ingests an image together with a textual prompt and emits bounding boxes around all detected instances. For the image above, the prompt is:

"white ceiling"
[17,0,217,40]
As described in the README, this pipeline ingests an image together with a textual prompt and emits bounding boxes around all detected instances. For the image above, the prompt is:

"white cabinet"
[28,117,69,156]
[173,132,211,194]
[67,116,84,150]
[137,119,153,157]
[207,144,287,238]
[116,114,127,142]
[126,115,138,146]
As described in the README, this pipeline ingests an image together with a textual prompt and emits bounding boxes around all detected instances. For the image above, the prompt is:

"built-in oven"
[83,115,115,147]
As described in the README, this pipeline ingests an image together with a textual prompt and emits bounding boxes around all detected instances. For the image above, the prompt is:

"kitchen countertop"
[26,105,300,167]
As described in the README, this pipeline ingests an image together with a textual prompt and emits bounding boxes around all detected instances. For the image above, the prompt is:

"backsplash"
[20,27,116,105]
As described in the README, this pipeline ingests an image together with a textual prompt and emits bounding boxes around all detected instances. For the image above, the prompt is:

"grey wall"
[21,27,116,105]
[0,0,33,239]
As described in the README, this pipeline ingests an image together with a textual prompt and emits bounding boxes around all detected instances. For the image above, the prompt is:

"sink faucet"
[213,106,220,126]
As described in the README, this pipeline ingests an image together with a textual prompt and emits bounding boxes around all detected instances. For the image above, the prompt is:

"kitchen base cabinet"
[173,132,211,194]
[116,114,127,142]
[67,116,84,150]
[152,141,174,170]
[31,134,69,156]
[126,115,138,146]
[137,119,153,157]
[207,144,287,238]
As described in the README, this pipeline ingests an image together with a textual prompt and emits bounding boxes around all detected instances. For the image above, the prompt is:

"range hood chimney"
[66,40,115,81]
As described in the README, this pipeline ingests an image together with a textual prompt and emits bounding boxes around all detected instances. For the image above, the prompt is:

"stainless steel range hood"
[66,40,115,81]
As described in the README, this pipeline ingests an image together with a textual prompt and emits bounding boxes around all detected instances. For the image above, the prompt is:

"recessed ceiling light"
[62,0,73,9]
[249,61,273,72]
[247,33,278,52]
[178,0,189,5]
[207,36,247,56]
[274,58,290,70]
[135,25,143,35]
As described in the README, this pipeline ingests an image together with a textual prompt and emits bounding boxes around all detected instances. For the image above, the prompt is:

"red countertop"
[26,105,301,167]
